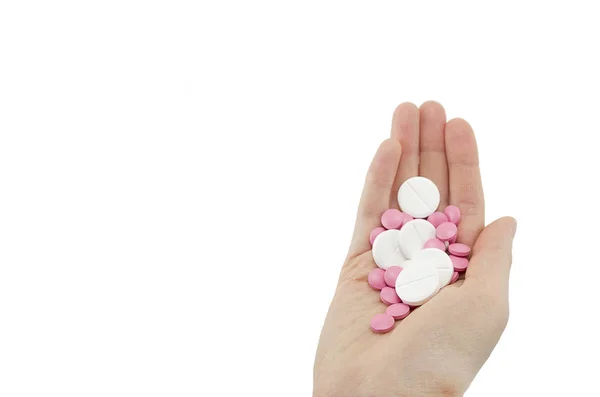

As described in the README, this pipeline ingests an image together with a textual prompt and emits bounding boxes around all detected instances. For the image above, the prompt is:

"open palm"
[314,102,516,397]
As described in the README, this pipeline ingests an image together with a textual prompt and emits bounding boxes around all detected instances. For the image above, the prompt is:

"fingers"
[347,139,402,258]
[466,217,517,290]
[390,103,419,208]
[445,118,484,246]
[418,101,449,208]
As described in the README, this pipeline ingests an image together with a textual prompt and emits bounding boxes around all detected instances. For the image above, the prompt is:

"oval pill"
[412,248,454,288]
[424,238,445,251]
[381,209,404,229]
[397,176,441,219]
[444,205,461,224]
[370,313,395,333]
[384,266,403,287]
[368,268,387,290]
[369,226,386,245]
[448,243,471,257]
[398,219,436,259]
[395,261,440,306]
[427,211,448,228]
[449,255,469,272]
[436,221,458,242]
[380,287,401,305]
[372,229,407,269]
[386,303,411,320]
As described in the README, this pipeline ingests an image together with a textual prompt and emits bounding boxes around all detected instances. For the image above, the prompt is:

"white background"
[1,1,598,396]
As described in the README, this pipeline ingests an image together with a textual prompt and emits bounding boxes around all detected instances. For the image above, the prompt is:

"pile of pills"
[368,176,471,333]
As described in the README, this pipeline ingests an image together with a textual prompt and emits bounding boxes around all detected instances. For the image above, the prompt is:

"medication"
[449,255,469,272]
[386,303,411,320]
[395,261,440,306]
[427,211,448,228]
[372,229,406,269]
[444,205,461,224]
[370,313,395,333]
[398,219,436,259]
[381,209,404,229]
[451,271,459,284]
[380,287,401,305]
[369,226,386,245]
[448,243,471,257]
[436,221,458,242]
[384,266,403,287]
[368,268,387,290]
[412,248,454,288]
[423,238,445,251]
[397,177,441,218]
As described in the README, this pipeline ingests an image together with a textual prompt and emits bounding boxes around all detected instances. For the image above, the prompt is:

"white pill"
[397,176,441,218]
[412,248,454,288]
[398,219,436,259]
[372,229,407,269]
[395,260,440,306]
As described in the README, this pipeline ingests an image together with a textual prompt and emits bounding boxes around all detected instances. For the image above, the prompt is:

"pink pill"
[436,222,458,241]
[370,313,395,333]
[427,211,449,228]
[449,235,457,244]
[399,213,414,227]
[369,226,386,245]
[384,266,403,287]
[380,287,401,305]
[386,303,411,320]
[424,238,445,251]
[448,243,471,257]
[381,209,404,229]
[444,205,461,224]
[449,255,469,272]
[368,268,387,290]
[450,271,459,284]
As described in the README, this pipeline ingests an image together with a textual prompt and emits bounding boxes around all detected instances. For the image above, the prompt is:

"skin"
[313,102,517,397]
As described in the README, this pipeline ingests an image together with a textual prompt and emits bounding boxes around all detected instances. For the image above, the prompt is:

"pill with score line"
[398,219,436,259]
[412,248,454,288]
[372,229,407,269]
[397,176,441,219]
[395,261,440,306]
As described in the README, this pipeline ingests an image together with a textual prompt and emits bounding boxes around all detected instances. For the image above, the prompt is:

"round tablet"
[449,255,469,272]
[398,219,436,259]
[384,266,403,287]
[424,238,445,251]
[370,313,395,333]
[368,268,387,290]
[380,287,401,305]
[381,209,404,229]
[386,303,411,320]
[395,261,440,306]
[412,248,454,288]
[397,177,441,218]
[450,271,459,284]
[436,222,458,242]
[448,243,471,257]
[427,211,448,228]
[372,229,407,269]
[369,226,386,245]
[444,205,461,224]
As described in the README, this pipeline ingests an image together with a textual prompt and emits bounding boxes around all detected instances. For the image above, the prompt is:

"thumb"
[466,217,517,288]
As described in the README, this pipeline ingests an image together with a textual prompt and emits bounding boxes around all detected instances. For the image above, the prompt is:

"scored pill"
[397,177,441,219]
[395,261,440,306]
[398,219,436,259]
[412,248,454,288]
[372,229,407,269]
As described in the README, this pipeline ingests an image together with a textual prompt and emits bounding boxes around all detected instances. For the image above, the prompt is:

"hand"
[313,102,517,397]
